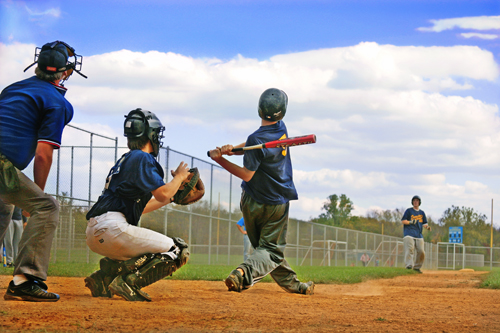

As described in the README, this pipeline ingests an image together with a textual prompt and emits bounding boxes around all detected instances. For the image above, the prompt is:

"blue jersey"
[237,217,246,231]
[241,121,298,205]
[402,208,428,238]
[86,150,165,226]
[0,76,73,170]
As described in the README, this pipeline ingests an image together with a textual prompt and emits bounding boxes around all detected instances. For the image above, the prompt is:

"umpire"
[0,41,86,302]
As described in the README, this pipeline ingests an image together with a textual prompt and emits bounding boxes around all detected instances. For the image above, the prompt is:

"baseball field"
[1,268,499,332]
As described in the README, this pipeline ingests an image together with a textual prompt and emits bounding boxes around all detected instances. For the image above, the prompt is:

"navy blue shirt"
[241,121,298,205]
[0,76,73,170]
[86,150,165,226]
[402,208,428,238]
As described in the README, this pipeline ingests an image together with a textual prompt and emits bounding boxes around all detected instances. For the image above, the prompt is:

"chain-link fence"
[7,125,499,270]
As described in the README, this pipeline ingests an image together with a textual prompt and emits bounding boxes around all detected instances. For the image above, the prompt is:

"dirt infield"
[0,270,499,332]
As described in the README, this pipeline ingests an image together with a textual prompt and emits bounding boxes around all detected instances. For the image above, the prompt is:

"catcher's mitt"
[171,168,205,205]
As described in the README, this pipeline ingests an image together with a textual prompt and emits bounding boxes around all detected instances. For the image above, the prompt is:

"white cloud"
[460,32,499,40]
[2,41,500,224]
[417,15,500,32]
[25,6,61,18]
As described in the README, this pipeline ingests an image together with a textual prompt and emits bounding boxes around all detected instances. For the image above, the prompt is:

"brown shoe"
[109,275,151,302]
[300,281,315,295]
[84,271,111,297]
[225,269,243,292]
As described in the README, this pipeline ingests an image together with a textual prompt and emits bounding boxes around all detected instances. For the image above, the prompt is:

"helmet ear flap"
[124,108,165,157]
[124,109,148,138]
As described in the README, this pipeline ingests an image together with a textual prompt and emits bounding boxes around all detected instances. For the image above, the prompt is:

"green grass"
[479,267,500,289]
[3,262,499,287]
[0,263,419,284]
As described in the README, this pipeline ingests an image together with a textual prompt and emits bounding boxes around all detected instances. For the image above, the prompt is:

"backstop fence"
[4,125,499,270]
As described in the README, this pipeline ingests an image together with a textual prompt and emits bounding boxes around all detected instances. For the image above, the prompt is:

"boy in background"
[401,195,431,273]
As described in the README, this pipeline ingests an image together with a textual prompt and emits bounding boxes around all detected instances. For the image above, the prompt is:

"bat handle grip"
[207,147,244,157]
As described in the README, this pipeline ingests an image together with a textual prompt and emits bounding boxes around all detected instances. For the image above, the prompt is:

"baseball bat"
[207,134,316,157]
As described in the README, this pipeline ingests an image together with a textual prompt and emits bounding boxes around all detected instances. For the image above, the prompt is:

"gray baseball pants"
[0,169,59,280]
[3,218,23,264]
[238,191,305,293]
[404,236,425,269]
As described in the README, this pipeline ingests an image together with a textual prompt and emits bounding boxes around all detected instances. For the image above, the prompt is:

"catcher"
[84,108,204,301]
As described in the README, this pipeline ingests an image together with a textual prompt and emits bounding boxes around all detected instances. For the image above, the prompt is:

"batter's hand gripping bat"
[207,134,316,157]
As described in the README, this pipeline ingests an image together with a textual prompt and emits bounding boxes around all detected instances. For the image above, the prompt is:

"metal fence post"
[164,147,170,236]
[88,133,93,208]
[208,165,213,264]
[296,221,300,266]
[227,174,232,265]
[323,225,327,266]
[310,224,313,266]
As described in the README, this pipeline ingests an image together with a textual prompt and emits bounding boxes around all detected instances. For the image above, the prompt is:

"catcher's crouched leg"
[84,257,122,298]
[109,239,190,302]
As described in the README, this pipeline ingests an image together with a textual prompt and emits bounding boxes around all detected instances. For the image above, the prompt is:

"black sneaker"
[300,281,315,295]
[413,268,423,274]
[109,275,151,302]
[4,280,60,302]
[225,269,243,292]
[85,271,111,297]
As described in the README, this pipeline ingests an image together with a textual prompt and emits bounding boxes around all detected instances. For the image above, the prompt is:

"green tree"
[438,205,489,246]
[318,194,353,227]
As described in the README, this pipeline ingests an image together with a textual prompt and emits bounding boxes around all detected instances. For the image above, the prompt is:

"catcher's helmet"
[258,88,288,121]
[124,108,165,157]
[24,40,87,83]
[412,195,421,206]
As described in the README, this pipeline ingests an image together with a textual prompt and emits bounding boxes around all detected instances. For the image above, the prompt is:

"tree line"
[309,194,500,246]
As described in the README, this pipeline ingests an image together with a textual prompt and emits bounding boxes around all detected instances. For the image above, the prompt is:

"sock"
[13,274,28,285]
[162,246,179,260]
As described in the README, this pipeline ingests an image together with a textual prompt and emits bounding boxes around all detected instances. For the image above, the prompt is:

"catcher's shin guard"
[109,239,190,301]
[125,247,189,290]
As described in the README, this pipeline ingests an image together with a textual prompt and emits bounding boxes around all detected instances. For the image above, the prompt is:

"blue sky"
[3,0,499,59]
[1,0,500,223]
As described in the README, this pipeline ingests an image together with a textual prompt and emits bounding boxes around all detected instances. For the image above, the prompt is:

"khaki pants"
[404,236,425,269]
[0,170,59,280]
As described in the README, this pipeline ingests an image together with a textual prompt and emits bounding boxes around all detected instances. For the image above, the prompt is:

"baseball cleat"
[301,281,315,295]
[413,268,423,274]
[177,247,190,267]
[109,275,151,302]
[4,280,60,302]
[84,271,111,297]
[225,269,243,292]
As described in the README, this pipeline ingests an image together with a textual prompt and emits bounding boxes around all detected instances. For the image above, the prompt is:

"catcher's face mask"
[124,108,165,158]
[24,40,88,85]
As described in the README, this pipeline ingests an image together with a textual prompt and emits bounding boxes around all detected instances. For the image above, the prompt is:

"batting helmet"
[411,195,421,206]
[124,108,165,157]
[24,40,87,82]
[258,88,288,121]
